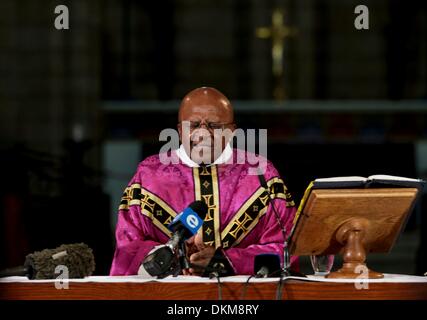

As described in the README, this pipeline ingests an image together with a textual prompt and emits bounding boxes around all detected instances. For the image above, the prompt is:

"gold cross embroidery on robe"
[221,176,295,248]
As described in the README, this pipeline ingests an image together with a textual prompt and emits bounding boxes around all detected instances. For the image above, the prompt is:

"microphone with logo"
[140,200,208,278]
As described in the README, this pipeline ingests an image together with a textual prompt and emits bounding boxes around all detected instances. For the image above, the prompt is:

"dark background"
[0,0,426,275]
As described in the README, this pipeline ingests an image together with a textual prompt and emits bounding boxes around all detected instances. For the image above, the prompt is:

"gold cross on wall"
[255,8,297,100]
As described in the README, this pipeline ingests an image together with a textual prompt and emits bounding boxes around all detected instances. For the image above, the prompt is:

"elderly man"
[110,87,297,276]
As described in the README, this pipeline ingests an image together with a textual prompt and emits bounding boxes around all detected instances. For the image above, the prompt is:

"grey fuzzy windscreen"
[24,243,96,279]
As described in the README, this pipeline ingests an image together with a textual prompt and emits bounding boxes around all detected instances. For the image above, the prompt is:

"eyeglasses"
[179,121,234,131]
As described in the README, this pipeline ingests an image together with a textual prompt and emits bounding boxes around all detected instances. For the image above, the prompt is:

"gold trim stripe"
[193,168,202,201]
[270,193,295,207]
[118,183,178,237]
[266,177,285,188]
[220,187,265,239]
[231,207,268,247]
[267,177,295,207]
[210,166,221,249]
[220,176,294,248]
[193,166,222,249]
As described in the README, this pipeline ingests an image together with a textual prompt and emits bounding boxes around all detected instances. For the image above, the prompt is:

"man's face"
[178,98,235,165]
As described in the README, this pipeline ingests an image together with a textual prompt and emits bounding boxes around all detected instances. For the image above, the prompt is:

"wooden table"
[1,280,427,300]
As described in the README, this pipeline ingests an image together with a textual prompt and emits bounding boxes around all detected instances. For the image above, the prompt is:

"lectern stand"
[288,188,420,279]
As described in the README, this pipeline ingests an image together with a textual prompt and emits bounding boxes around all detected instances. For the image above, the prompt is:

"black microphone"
[241,253,281,300]
[0,243,95,279]
[141,200,208,277]
[254,253,281,278]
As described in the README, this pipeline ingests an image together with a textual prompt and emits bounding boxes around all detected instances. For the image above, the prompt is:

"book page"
[314,176,366,183]
[368,174,421,182]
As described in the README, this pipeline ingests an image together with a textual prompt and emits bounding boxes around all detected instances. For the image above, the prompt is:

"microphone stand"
[262,179,306,300]
[176,240,190,276]
[156,229,190,277]
[257,173,305,278]
[257,173,290,276]
[282,239,291,276]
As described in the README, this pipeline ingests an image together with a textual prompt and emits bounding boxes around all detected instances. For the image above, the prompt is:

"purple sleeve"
[110,162,168,276]
[109,205,163,275]
[223,161,299,275]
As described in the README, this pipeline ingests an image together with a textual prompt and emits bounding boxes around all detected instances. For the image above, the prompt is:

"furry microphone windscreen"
[24,243,96,279]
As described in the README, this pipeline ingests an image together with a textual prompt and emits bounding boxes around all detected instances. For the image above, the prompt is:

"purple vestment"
[110,147,298,275]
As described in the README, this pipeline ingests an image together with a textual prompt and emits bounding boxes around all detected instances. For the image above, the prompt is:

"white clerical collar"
[176,143,233,168]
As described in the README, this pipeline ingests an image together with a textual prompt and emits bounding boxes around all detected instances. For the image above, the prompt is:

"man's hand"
[194,230,205,250]
[185,235,198,258]
[188,246,216,276]
[183,231,215,276]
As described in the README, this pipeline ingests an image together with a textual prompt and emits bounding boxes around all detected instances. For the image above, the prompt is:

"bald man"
[110,87,298,276]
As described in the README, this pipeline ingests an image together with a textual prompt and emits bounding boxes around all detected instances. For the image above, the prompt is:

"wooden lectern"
[288,188,420,279]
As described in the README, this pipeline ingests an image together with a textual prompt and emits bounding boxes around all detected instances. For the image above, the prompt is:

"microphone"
[141,200,208,277]
[0,243,95,279]
[254,253,281,278]
[241,253,281,300]
[168,200,208,243]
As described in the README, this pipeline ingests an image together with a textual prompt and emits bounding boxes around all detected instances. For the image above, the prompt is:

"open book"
[312,174,425,189]
[288,174,425,245]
